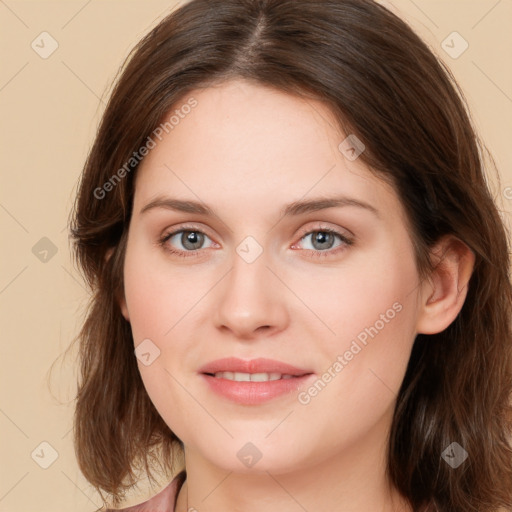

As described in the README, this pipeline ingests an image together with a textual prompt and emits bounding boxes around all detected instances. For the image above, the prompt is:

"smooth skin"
[117,79,474,512]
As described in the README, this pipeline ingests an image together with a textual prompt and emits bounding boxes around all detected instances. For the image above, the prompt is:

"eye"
[158,225,216,257]
[292,226,354,258]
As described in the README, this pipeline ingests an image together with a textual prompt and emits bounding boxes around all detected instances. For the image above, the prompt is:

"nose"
[212,248,289,340]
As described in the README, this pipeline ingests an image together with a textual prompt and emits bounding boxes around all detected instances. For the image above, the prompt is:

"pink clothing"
[107,471,186,512]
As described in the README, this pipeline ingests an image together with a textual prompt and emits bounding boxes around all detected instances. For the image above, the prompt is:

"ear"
[416,235,475,335]
[105,247,130,322]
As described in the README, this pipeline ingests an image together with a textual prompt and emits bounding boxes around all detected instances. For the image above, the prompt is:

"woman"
[69,0,512,510]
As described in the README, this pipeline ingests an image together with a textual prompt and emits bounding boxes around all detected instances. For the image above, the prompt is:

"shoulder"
[106,471,186,512]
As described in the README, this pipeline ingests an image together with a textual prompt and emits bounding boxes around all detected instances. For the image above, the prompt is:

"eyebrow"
[139,195,380,218]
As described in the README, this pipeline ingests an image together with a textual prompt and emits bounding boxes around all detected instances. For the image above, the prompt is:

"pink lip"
[198,357,315,405]
[198,357,312,376]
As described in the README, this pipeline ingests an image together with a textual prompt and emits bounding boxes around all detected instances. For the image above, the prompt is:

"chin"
[199,439,311,475]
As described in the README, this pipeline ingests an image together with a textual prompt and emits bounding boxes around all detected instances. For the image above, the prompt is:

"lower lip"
[200,373,315,405]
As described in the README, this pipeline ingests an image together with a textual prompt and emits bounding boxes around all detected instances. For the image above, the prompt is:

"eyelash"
[157,224,354,259]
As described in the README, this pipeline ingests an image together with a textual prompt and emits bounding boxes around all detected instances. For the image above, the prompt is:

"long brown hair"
[69,0,512,510]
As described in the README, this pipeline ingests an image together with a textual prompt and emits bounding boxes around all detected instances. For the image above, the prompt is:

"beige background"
[0,1,511,511]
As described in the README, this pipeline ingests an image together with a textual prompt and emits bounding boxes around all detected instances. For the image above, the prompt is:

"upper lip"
[199,357,313,376]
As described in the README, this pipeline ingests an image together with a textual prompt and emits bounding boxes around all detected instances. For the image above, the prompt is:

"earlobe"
[416,235,475,335]
[105,247,130,322]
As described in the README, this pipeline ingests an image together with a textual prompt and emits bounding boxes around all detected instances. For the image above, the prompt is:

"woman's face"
[120,79,425,474]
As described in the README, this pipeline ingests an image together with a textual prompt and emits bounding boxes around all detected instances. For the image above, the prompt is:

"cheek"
[294,247,418,410]
[122,245,209,422]
[122,243,204,343]
[296,244,418,352]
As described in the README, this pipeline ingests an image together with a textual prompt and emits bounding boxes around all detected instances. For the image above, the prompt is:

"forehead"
[132,79,402,222]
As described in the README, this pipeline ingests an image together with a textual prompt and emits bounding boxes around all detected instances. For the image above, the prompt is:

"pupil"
[183,231,203,250]
[314,232,333,250]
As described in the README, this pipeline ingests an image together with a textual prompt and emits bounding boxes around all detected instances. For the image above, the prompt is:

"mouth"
[204,371,302,382]
[198,358,315,405]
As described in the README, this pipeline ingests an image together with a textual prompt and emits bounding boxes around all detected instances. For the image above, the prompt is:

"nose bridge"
[213,238,287,337]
